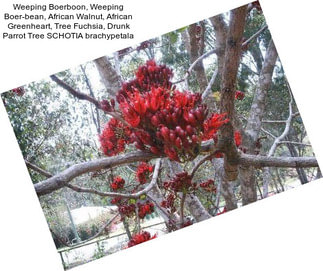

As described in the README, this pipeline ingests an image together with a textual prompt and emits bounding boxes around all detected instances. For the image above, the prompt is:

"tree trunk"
[94,56,122,97]
[286,136,308,184]
[187,23,208,92]
[240,39,278,205]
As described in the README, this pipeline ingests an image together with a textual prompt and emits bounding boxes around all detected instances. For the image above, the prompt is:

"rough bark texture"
[94,56,122,97]
[210,14,228,89]
[240,39,278,205]
[218,6,248,184]
[187,23,208,92]
[286,135,309,185]
[185,194,212,222]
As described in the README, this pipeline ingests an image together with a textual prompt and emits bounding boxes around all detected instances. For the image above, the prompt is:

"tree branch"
[34,151,158,196]
[65,159,161,199]
[50,74,124,123]
[25,160,53,178]
[172,49,217,84]
[238,154,318,168]
[242,25,268,48]
[33,148,318,197]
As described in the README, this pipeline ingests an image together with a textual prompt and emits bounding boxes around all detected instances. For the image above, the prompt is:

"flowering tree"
[3,2,320,257]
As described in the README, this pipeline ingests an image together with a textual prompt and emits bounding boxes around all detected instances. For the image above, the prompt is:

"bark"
[185,194,211,222]
[94,56,122,97]
[240,39,278,205]
[80,65,101,134]
[221,180,238,211]
[218,5,248,185]
[238,154,317,168]
[34,151,158,196]
[34,147,317,197]
[187,23,208,92]
[210,14,228,89]
[286,135,308,185]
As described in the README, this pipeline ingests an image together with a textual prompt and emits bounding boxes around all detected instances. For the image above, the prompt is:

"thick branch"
[238,154,318,168]
[34,151,158,196]
[33,148,318,197]
[93,56,122,97]
[65,159,161,199]
[218,5,248,182]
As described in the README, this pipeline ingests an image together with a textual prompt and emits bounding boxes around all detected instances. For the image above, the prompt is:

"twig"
[190,151,220,178]
[172,49,217,84]
[201,67,218,101]
[277,141,311,147]
[25,160,53,178]
[50,74,125,124]
[242,25,268,47]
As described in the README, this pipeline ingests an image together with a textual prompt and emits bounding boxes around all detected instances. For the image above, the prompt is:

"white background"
[1,0,323,270]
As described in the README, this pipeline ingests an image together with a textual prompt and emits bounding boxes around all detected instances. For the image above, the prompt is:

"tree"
[2,2,319,266]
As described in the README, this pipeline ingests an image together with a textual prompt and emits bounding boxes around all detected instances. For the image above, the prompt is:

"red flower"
[118,204,136,217]
[110,176,125,190]
[199,179,216,192]
[203,113,229,140]
[136,162,154,184]
[165,172,194,193]
[164,146,180,162]
[127,231,157,248]
[99,118,131,156]
[11,87,25,96]
[235,90,245,100]
[138,201,154,219]
[111,197,122,205]
[119,102,141,127]
[234,131,242,147]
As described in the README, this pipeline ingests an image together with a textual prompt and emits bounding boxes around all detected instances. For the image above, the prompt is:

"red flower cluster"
[138,201,154,219]
[127,231,157,248]
[160,194,176,212]
[117,60,173,99]
[235,90,245,100]
[99,60,229,161]
[202,113,229,141]
[111,196,155,220]
[163,172,196,193]
[99,118,131,156]
[118,203,136,218]
[199,179,216,193]
[110,196,122,205]
[11,87,24,96]
[110,176,125,190]
[136,162,154,184]
[100,98,115,112]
